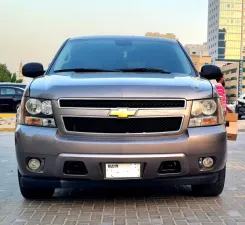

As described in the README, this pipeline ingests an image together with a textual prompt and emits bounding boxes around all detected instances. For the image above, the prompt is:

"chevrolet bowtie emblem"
[109,108,137,118]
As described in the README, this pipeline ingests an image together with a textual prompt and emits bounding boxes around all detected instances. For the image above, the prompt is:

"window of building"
[218,48,225,54]
[219,33,225,40]
[218,41,225,48]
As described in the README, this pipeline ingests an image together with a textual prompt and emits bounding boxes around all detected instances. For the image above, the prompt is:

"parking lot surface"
[1,133,245,225]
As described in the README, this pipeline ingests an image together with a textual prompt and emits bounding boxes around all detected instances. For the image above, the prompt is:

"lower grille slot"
[62,117,183,134]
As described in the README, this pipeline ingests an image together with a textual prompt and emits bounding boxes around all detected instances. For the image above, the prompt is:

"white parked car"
[227,102,236,113]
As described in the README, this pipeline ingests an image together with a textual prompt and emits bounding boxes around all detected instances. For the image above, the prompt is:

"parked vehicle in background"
[236,94,245,118]
[0,83,26,112]
[227,102,236,113]
[16,35,226,199]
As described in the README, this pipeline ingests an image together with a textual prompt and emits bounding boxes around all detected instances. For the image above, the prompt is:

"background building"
[17,62,24,81]
[189,55,211,72]
[17,62,32,84]
[184,43,209,56]
[221,62,245,103]
[208,0,244,62]
[145,32,178,40]
[184,43,211,72]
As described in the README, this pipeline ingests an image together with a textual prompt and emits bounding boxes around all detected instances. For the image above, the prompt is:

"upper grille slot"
[59,99,186,108]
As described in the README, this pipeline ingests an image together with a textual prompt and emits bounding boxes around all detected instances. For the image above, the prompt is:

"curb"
[0,114,16,132]
[0,128,15,132]
[0,114,16,118]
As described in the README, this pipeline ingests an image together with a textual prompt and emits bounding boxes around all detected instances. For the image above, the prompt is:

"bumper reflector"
[25,117,42,126]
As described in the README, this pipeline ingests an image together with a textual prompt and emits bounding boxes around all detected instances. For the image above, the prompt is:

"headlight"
[191,101,203,116]
[41,100,53,115]
[18,98,56,128]
[189,98,222,127]
[25,99,42,115]
[202,100,217,115]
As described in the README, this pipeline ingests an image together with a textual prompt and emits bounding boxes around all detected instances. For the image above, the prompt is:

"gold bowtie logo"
[109,108,137,118]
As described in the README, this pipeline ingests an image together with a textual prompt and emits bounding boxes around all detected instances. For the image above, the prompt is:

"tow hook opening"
[63,161,88,175]
[158,161,181,174]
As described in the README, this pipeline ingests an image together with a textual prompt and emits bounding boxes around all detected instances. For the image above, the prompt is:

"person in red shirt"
[215,74,232,113]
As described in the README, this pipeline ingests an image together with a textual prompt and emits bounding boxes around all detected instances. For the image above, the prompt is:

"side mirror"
[22,62,45,78]
[199,64,223,80]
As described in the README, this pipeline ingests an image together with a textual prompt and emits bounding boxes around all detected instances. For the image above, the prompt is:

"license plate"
[105,163,141,179]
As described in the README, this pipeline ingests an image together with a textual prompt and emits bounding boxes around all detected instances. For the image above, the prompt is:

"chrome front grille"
[57,98,187,135]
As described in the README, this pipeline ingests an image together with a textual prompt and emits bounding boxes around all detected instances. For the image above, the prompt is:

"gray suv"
[16,35,227,199]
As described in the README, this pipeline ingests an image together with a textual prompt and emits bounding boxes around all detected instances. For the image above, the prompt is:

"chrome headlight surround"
[17,97,56,128]
[189,98,223,127]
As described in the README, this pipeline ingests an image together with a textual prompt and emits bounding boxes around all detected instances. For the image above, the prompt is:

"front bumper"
[15,124,227,185]
[20,173,220,189]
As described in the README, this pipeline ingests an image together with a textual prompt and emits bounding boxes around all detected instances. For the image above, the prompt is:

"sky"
[0,0,208,73]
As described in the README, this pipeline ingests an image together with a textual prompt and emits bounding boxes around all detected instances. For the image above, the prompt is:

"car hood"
[28,72,213,100]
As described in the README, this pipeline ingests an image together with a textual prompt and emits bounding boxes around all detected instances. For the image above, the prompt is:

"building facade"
[184,43,211,72]
[221,62,245,102]
[189,55,211,72]
[17,62,32,84]
[145,32,178,40]
[208,0,244,62]
[18,62,24,80]
[185,43,209,56]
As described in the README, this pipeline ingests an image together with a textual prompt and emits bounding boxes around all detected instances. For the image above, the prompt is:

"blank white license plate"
[105,163,141,179]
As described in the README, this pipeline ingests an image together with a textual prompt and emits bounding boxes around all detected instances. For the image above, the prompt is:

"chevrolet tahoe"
[15,35,227,199]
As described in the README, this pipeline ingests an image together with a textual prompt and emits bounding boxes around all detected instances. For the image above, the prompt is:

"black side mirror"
[22,62,45,78]
[199,64,223,80]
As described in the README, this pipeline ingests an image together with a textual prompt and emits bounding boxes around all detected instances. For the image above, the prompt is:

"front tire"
[18,171,55,199]
[191,166,226,197]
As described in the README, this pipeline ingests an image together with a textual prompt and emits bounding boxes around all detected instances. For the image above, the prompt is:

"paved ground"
[1,133,245,225]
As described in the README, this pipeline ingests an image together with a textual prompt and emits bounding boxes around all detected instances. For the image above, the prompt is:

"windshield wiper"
[54,68,171,74]
[119,68,171,74]
[54,68,121,73]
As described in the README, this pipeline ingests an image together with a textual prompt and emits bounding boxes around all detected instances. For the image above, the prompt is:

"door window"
[0,88,16,95]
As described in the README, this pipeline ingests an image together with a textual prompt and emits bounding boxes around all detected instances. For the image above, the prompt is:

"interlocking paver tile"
[2,133,245,224]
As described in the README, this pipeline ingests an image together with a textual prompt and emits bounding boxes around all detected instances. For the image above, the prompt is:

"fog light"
[202,157,214,168]
[28,158,41,171]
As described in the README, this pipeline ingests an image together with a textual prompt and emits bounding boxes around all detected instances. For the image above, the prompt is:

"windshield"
[48,38,195,75]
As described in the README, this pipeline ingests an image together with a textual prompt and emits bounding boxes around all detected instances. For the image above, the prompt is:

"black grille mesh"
[63,117,182,134]
[59,99,185,108]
